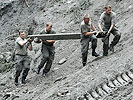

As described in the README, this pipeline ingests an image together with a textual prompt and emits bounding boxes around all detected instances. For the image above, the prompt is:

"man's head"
[46,22,52,32]
[105,5,111,14]
[19,30,26,39]
[83,14,90,24]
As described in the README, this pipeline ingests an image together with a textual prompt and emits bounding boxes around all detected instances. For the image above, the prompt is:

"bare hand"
[93,31,97,34]
[46,40,55,43]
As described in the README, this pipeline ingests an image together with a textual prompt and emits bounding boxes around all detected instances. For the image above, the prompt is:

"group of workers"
[13,5,121,86]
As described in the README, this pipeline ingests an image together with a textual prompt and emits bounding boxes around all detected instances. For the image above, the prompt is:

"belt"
[43,41,53,46]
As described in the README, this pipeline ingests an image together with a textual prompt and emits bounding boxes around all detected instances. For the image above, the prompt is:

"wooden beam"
[28,33,81,40]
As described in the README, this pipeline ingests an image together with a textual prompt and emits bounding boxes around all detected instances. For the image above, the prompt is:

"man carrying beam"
[14,30,32,86]
[80,14,99,66]
[98,5,121,56]
[35,22,56,77]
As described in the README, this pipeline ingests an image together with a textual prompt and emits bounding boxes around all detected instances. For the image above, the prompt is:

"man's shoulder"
[40,30,46,34]
[50,30,56,34]
[16,37,22,42]
[111,11,116,16]
[101,11,106,16]
[81,21,85,26]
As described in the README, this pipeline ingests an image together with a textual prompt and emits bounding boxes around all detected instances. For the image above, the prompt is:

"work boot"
[42,71,46,77]
[92,51,99,57]
[83,62,86,66]
[22,78,26,84]
[36,67,40,74]
[110,44,114,53]
[22,68,29,84]
[103,53,108,56]
[14,77,19,86]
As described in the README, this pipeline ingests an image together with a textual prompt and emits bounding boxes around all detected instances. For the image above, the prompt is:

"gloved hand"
[34,38,41,43]
[27,38,33,43]
[96,31,106,38]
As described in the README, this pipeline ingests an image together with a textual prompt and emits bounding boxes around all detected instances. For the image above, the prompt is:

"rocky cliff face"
[0,0,133,100]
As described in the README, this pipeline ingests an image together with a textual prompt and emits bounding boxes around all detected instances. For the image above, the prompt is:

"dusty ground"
[0,0,133,100]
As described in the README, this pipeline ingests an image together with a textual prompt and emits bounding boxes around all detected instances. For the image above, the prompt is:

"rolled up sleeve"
[99,12,104,25]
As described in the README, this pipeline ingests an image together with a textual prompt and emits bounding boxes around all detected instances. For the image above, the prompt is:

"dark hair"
[18,30,23,35]
[105,5,111,9]
[18,30,24,35]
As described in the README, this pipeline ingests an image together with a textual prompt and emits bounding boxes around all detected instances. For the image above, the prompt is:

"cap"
[83,14,90,18]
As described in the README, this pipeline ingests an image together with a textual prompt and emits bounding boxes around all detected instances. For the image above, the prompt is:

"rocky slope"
[0,0,133,100]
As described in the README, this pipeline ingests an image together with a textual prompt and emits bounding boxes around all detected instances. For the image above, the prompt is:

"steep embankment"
[0,0,133,100]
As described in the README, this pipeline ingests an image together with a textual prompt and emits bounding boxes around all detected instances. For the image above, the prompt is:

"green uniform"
[14,37,30,84]
[37,30,55,73]
[99,11,121,55]
[80,21,97,65]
